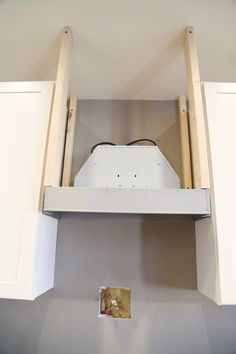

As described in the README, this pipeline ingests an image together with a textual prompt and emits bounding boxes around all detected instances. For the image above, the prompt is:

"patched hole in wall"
[99,287,131,319]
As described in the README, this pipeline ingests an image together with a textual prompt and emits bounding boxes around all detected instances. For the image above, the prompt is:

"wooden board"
[178,95,192,188]
[184,26,210,189]
[62,95,77,186]
[44,26,72,187]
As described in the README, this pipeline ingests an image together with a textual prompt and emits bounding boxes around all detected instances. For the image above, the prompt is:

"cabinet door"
[0,82,57,299]
[196,82,236,304]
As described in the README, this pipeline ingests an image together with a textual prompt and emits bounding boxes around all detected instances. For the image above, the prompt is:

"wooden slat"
[178,95,192,188]
[184,26,210,188]
[44,26,72,186]
[62,95,77,186]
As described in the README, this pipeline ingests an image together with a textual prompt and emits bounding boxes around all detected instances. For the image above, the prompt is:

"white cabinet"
[0,82,58,300]
[196,82,236,304]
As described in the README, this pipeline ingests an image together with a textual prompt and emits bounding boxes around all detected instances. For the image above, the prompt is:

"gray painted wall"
[0,101,236,354]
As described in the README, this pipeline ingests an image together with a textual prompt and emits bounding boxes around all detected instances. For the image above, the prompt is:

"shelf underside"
[43,187,210,217]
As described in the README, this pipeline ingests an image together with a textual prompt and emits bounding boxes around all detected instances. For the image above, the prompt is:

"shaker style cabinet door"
[0,82,58,300]
[196,82,236,304]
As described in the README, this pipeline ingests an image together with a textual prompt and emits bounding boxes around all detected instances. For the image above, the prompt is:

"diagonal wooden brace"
[62,94,77,186]
[184,26,210,189]
[178,95,192,189]
[44,26,72,187]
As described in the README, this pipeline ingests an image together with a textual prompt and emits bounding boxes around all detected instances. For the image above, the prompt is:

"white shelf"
[43,187,210,217]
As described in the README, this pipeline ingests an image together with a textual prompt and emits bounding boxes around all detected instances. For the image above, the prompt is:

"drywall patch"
[99,287,131,319]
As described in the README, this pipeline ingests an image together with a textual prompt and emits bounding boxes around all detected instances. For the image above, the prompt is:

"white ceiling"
[0,0,236,99]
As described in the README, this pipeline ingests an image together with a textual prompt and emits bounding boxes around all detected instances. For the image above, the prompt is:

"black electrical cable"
[91,142,116,154]
[91,139,156,153]
[126,139,156,146]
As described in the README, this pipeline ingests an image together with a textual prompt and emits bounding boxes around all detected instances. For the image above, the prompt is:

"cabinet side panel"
[33,214,58,298]
[0,82,56,299]
[195,217,220,303]
[202,82,236,304]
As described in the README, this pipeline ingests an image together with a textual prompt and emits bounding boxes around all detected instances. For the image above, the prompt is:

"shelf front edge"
[43,187,210,216]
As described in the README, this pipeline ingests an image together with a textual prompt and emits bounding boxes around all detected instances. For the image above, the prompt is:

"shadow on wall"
[54,214,196,302]
[25,31,61,81]
[115,33,183,98]
[141,220,196,290]
[0,292,51,353]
